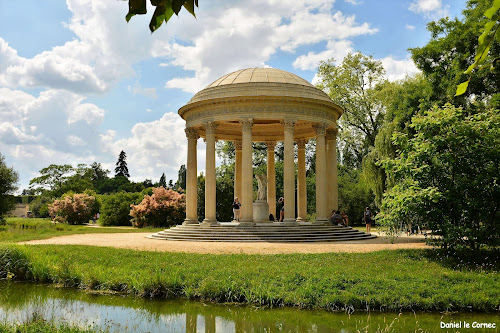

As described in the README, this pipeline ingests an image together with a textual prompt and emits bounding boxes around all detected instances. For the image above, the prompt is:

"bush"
[30,196,52,218]
[100,192,143,226]
[130,187,185,228]
[48,192,95,225]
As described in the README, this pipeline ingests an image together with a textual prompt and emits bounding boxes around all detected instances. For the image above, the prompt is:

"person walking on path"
[232,197,241,222]
[364,207,372,233]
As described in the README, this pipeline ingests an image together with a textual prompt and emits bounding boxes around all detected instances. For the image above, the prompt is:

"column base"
[183,218,199,225]
[200,219,219,228]
[296,217,308,222]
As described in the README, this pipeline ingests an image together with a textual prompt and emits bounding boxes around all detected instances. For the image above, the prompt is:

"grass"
[0,244,498,312]
[0,218,162,243]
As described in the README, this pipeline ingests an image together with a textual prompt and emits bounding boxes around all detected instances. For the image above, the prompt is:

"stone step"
[150,224,376,242]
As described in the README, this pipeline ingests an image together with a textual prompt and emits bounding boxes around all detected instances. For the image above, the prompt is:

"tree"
[377,104,500,250]
[125,0,199,32]
[316,53,389,167]
[29,164,74,194]
[176,164,186,191]
[410,0,500,107]
[115,151,130,178]
[100,191,143,226]
[456,0,500,96]
[0,153,19,220]
[159,173,167,188]
[90,162,109,182]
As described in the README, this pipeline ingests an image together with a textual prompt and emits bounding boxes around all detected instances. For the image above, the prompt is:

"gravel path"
[20,232,430,254]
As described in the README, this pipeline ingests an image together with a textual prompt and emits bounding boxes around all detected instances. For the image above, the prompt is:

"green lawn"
[0,218,162,243]
[0,218,497,312]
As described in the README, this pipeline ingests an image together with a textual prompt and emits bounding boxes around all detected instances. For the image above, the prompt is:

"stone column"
[296,139,307,222]
[283,119,297,225]
[240,119,254,225]
[327,129,339,213]
[314,123,328,224]
[183,127,199,225]
[266,141,276,218]
[234,140,242,201]
[201,122,218,227]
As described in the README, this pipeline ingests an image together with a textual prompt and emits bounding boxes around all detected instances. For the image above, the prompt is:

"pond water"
[0,282,498,332]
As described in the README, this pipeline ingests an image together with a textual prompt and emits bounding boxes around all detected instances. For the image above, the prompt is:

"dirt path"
[20,232,430,254]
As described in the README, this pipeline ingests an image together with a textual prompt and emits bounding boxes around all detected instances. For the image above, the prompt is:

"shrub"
[30,195,52,218]
[130,187,185,228]
[48,193,95,225]
[100,192,143,226]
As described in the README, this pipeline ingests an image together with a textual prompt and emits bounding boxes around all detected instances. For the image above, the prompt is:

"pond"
[0,282,497,332]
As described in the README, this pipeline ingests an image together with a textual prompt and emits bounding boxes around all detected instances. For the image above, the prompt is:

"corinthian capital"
[204,122,218,135]
[240,119,254,131]
[313,123,327,136]
[185,127,199,140]
[234,140,242,150]
[283,119,296,133]
[296,139,307,149]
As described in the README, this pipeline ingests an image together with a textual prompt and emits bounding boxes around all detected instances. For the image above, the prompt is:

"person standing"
[364,207,372,233]
[278,197,284,222]
[232,197,241,222]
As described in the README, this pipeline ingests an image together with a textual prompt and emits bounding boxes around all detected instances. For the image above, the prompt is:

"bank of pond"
[0,282,498,332]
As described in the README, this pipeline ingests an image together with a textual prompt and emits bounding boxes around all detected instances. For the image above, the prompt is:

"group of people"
[329,210,349,227]
[233,197,374,233]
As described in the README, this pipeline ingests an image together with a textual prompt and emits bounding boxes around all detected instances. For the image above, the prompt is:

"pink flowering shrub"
[49,192,95,225]
[130,187,185,228]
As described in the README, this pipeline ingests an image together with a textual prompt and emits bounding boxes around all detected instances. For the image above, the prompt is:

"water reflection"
[0,282,497,332]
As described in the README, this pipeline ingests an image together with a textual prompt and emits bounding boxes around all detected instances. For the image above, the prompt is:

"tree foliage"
[378,104,500,250]
[411,0,500,107]
[316,53,388,167]
[100,191,144,226]
[125,0,199,33]
[115,151,130,178]
[0,153,18,219]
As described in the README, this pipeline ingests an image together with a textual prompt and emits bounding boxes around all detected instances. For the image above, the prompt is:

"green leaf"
[183,0,196,17]
[148,4,175,32]
[464,63,477,75]
[478,21,496,45]
[126,0,147,22]
[455,80,469,97]
[172,0,184,15]
[484,0,500,19]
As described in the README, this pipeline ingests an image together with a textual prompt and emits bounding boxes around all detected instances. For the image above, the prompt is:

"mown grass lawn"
[1,218,498,312]
[0,218,161,243]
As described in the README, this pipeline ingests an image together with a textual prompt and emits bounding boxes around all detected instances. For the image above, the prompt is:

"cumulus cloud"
[380,56,420,81]
[406,24,416,30]
[293,40,354,70]
[409,0,449,19]
[154,0,377,93]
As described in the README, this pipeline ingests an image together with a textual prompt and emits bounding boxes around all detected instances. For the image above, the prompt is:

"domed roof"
[186,67,333,105]
[206,68,314,88]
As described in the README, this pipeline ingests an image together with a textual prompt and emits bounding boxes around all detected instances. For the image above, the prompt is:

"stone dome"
[185,67,334,105]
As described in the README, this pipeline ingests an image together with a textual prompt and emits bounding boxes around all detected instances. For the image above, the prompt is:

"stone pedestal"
[253,201,269,222]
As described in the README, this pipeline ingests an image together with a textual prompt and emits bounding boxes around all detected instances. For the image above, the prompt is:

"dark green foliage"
[159,173,167,188]
[378,104,500,250]
[100,192,143,226]
[410,0,500,107]
[29,196,52,218]
[337,166,374,225]
[175,165,186,191]
[0,153,18,219]
[114,151,130,178]
[125,0,199,33]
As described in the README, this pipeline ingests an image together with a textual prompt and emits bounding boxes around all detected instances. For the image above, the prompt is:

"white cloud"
[345,0,360,4]
[380,56,420,81]
[130,82,157,99]
[409,0,449,19]
[406,24,416,30]
[154,0,377,93]
[293,40,354,70]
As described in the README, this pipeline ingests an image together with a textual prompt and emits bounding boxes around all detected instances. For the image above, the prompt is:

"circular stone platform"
[150,222,376,242]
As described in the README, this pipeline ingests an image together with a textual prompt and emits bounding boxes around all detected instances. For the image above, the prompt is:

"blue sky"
[0,0,466,192]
